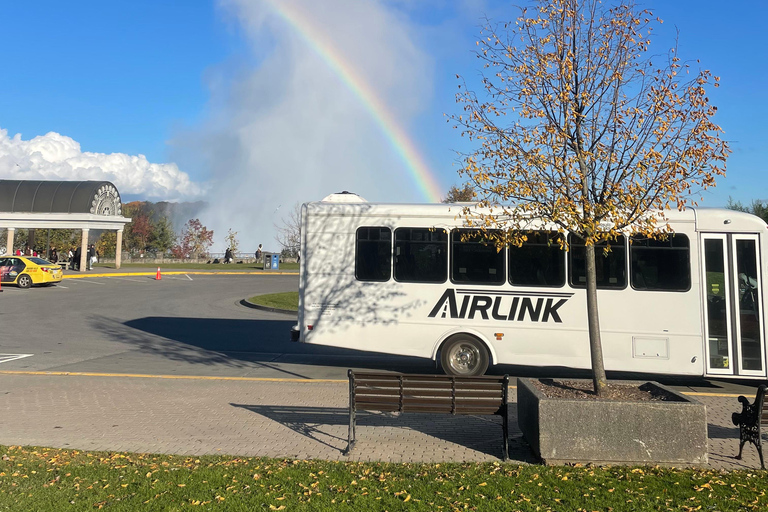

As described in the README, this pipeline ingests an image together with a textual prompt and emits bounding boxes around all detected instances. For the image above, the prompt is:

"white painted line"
[75,279,106,285]
[55,285,69,289]
[109,276,148,283]
[186,274,193,281]
[0,354,33,364]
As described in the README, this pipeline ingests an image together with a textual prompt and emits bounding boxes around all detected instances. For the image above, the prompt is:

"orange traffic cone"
[155,267,162,280]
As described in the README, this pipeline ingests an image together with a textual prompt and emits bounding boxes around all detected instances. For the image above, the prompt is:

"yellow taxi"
[0,256,63,288]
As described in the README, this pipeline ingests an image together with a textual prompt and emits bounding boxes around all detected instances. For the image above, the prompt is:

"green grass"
[92,262,300,271]
[248,292,299,311]
[0,446,765,511]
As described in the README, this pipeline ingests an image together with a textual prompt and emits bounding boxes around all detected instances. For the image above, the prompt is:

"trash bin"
[263,252,272,270]
[271,253,280,270]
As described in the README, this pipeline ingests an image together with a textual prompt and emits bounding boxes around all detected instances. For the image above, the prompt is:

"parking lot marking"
[108,276,148,283]
[186,274,193,281]
[74,279,106,285]
[0,370,345,383]
[0,354,33,364]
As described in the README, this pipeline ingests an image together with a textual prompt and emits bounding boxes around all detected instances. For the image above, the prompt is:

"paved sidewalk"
[0,374,762,470]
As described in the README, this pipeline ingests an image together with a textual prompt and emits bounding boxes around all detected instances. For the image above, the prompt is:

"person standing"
[255,244,263,263]
[50,247,58,264]
[87,244,95,270]
[224,247,233,264]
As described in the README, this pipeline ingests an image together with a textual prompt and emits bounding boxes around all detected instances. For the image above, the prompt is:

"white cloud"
[0,129,205,200]
[176,0,435,252]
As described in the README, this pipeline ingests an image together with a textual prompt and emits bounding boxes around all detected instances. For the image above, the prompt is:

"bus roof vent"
[321,191,368,203]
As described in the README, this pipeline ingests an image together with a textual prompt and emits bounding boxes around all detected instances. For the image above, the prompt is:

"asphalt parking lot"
[0,271,437,380]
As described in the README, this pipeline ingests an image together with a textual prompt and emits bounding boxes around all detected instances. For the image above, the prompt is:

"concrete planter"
[517,378,708,465]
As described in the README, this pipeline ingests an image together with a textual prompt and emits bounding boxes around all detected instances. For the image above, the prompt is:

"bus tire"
[439,334,490,377]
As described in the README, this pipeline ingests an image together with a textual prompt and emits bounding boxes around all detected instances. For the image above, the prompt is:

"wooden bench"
[345,371,510,460]
[732,384,767,469]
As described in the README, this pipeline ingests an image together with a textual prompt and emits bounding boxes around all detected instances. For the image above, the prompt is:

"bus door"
[702,234,766,377]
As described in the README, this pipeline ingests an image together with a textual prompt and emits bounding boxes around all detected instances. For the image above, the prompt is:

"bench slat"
[353,372,505,382]
[354,379,506,388]
[356,404,502,415]
[354,380,506,391]
[354,396,503,408]
[355,388,503,399]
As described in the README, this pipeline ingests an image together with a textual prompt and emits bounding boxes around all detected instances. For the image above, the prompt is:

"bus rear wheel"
[440,335,489,377]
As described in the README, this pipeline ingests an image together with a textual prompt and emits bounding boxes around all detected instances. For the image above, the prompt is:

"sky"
[0,0,766,251]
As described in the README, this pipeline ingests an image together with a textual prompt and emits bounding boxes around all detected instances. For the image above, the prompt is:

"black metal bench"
[345,370,510,460]
[732,384,767,469]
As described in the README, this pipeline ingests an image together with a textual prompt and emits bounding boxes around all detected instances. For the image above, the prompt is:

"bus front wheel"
[440,335,489,377]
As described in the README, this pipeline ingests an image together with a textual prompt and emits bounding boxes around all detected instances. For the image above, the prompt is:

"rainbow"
[263,0,443,203]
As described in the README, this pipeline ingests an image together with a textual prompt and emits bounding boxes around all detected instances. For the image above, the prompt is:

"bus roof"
[304,200,768,233]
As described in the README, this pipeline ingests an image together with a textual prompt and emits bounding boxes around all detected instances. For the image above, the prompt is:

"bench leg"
[502,412,509,462]
[736,437,745,460]
[759,437,765,470]
[345,373,356,456]
[345,406,356,455]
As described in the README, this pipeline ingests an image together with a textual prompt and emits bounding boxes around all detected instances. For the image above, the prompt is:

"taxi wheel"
[17,274,32,289]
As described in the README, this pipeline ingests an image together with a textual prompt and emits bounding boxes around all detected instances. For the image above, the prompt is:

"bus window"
[355,227,392,281]
[451,229,506,285]
[509,231,565,287]
[569,234,627,289]
[630,235,690,291]
[394,228,448,283]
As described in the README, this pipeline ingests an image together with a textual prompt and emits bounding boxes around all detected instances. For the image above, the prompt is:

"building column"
[115,229,123,270]
[5,228,14,255]
[80,229,89,271]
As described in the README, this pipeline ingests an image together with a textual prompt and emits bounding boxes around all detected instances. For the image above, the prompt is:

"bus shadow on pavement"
[92,316,438,377]
[230,404,535,462]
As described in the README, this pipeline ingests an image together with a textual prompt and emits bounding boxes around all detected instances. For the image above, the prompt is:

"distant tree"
[172,219,214,259]
[123,202,154,255]
[96,231,117,258]
[225,228,240,256]
[452,0,729,393]
[442,183,476,203]
[149,216,176,255]
[274,203,301,258]
[727,198,768,223]
[49,229,78,253]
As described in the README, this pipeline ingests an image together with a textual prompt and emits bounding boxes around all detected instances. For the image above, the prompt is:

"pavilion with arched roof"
[0,180,132,270]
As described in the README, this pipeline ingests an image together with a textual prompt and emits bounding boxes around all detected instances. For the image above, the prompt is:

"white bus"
[291,192,768,379]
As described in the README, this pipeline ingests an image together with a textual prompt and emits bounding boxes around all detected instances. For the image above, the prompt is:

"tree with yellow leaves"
[452,0,730,394]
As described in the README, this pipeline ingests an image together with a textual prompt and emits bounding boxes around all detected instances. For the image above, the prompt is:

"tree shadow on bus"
[89,315,439,378]
[231,403,534,462]
[299,203,435,337]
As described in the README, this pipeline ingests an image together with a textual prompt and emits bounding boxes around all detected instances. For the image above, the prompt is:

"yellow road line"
[0,370,343,383]
[0,370,749,397]
[64,271,299,279]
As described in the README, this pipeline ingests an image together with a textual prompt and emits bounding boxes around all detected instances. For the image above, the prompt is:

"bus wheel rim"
[449,343,479,374]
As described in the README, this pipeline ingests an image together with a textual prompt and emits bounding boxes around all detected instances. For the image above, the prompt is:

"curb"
[240,298,298,316]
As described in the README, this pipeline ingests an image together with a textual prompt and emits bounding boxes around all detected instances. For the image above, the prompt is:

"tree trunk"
[585,243,608,395]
